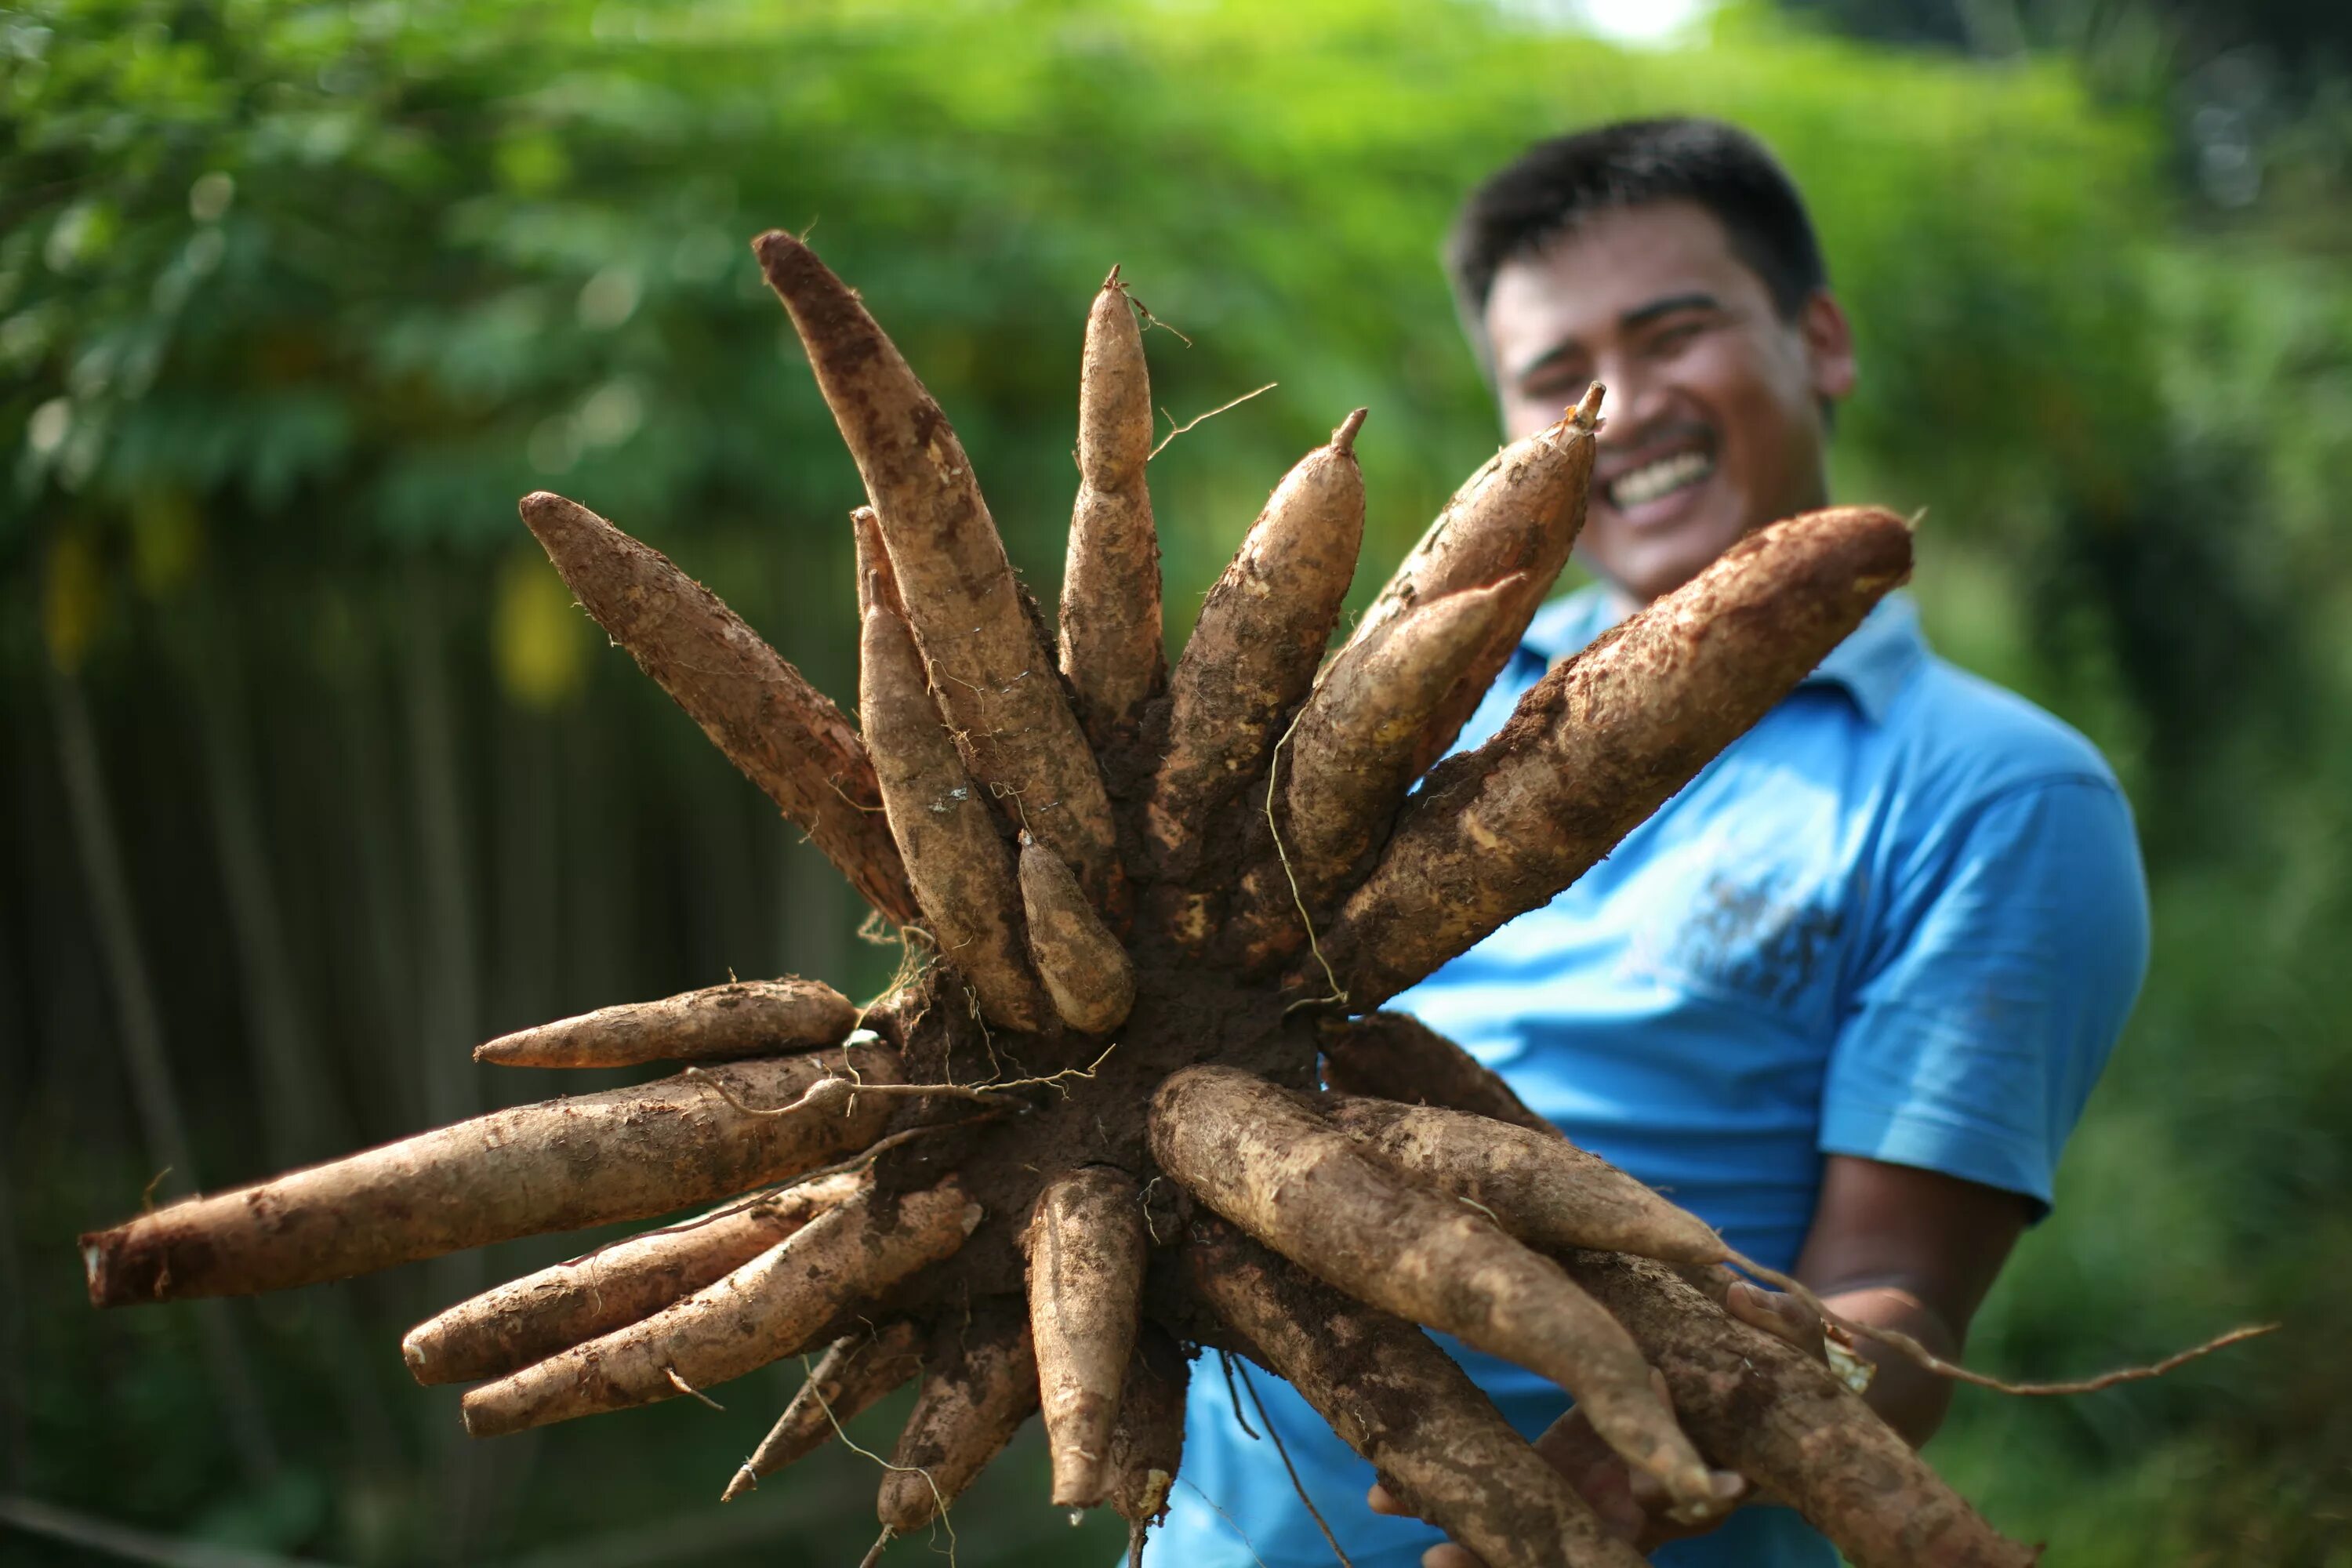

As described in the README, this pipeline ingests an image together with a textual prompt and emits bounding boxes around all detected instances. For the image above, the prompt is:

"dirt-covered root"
[1060,267,1165,750]
[860,603,1048,1033]
[1149,1065,1723,1515]
[1341,386,1602,775]
[473,978,858,1070]
[754,230,1120,913]
[460,1181,978,1438]
[1144,410,1368,922]
[724,1319,927,1501]
[1286,576,1521,901]
[1318,1012,1558,1137]
[1316,506,1913,1008]
[1183,1219,1650,1568]
[1323,1096,1724,1265]
[518,491,917,926]
[1025,1165,1147,1508]
[877,1302,1040,1534]
[403,1171,864,1387]
[1563,1250,2038,1568]
[1018,837,1137,1036]
[80,1046,901,1306]
[1102,1325,1188,1564]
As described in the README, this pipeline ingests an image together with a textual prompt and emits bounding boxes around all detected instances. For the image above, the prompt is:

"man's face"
[1481,200,1855,604]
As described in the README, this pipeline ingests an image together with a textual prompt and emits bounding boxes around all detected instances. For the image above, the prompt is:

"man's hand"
[1364,1281,1821,1567]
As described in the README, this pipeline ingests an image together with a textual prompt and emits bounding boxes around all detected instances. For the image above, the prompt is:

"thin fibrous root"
[1025,1165,1147,1508]
[474,977,857,1070]
[1228,575,1523,970]
[1184,1218,1649,1568]
[518,491,918,926]
[1145,409,1367,940]
[1103,1324,1188,1564]
[1720,1254,2278,1399]
[1060,264,1166,750]
[79,1046,901,1305]
[1019,835,1138,1035]
[724,1319,927,1501]
[1563,1250,2036,1568]
[876,1301,1040,1534]
[1148,1065,1726,1516]
[755,230,1123,915]
[403,1171,864,1387]
[461,1181,978,1437]
[1317,1012,1556,1136]
[1314,506,1912,1008]
[861,601,1049,1033]
[1342,384,1602,774]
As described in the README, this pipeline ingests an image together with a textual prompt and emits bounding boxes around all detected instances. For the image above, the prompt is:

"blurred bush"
[2,1,2347,1563]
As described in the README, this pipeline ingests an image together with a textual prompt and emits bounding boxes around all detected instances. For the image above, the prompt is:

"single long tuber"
[474,978,858,1070]
[82,1045,900,1305]
[1060,266,1165,750]
[520,491,918,925]
[1025,1164,1148,1508]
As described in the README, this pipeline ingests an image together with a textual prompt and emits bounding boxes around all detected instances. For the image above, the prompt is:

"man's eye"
[1650,321,1708,354]
[1521,368,1588,400]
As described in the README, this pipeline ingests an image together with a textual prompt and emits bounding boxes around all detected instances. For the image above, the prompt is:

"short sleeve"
[1819,777,2150,1214]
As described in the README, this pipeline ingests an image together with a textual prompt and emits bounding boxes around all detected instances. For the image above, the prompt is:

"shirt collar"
[1520,583,1927,726]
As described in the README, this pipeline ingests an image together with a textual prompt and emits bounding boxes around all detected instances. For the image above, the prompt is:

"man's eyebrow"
[1620,291,1722,331]
[1508,291,1728,383]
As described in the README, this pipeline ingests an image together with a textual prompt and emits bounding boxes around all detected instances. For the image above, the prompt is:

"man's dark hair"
[1446,117,1827,332]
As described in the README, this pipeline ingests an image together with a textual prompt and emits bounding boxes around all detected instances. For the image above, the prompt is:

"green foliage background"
[3,2,2347,1563]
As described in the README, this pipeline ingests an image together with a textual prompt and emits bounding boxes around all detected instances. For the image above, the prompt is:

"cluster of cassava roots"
[79,233,2263,1567]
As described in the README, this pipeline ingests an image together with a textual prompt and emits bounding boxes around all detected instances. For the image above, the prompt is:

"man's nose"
[1591,355,1660,441]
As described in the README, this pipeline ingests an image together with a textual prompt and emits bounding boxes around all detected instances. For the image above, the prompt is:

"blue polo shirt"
[1150,586,2151,1568]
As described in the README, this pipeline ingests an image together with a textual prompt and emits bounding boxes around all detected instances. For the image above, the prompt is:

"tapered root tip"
[1573,382,1605,426]
[1102,263,1123,289]
[517,490,601,551]
[1332,408,1368,455]
[721,1465,755,1503]
[752,228,804,269]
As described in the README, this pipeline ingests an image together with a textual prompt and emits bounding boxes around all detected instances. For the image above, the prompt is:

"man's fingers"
[1423,1546,1484,1568]
[1727,1279,1829,1361]
[1367,1480,1404,1517]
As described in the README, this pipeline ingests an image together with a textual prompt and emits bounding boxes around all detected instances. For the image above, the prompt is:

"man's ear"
[1801,290,1857,403]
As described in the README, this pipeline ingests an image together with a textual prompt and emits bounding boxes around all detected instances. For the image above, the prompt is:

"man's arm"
[1789,1152,2031,1445]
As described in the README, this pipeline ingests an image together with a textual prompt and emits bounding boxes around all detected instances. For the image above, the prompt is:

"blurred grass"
[3,1,2349,1563]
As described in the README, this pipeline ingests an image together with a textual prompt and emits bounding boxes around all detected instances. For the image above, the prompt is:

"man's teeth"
[1607,450,1714,509]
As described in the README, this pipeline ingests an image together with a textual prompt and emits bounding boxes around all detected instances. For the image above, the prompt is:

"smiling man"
[1146,118,2152,1566]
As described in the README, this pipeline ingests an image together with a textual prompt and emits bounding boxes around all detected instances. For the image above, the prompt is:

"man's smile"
[1599,427,1719,524]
